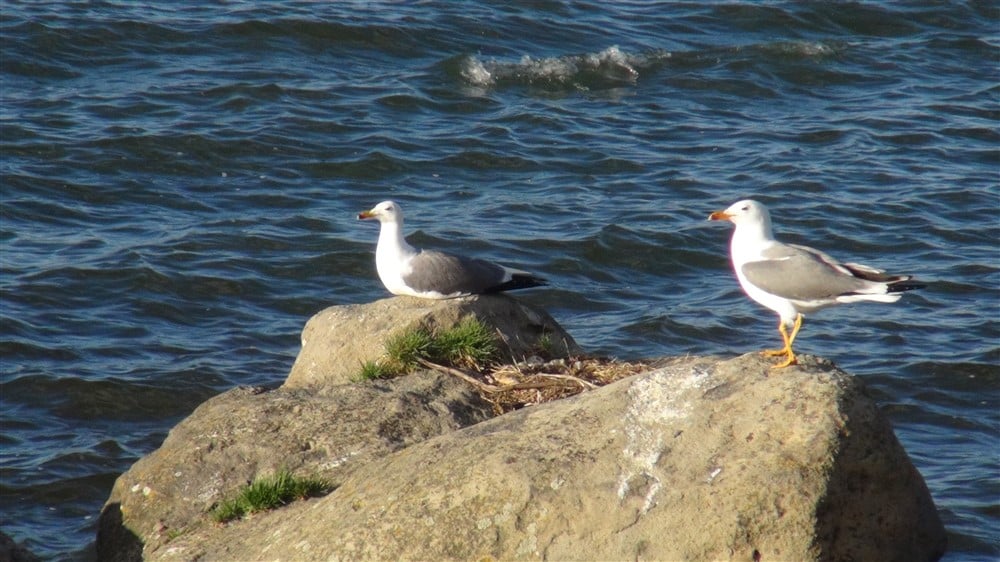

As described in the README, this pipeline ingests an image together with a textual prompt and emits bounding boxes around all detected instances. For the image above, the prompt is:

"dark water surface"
[2,2,998,560]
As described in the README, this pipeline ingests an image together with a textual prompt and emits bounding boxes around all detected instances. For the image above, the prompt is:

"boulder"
[98,353,946,561]
[96,372,494,561]
[284,295,579,388]
[0,531,41,562]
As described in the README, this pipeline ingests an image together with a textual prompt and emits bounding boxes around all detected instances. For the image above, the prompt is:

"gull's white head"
[358,200,403,224]
[708,199,775,242]
[708,199,771,227]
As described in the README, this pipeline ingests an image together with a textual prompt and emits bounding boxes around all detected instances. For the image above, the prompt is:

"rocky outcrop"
[96,371,494,562]
[0,531,41,562]
[285,295,579,388]
[97,296,946,561]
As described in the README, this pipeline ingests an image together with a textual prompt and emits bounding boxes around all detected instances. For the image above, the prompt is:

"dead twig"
[417,358,500,392]
[419,359,593,393]
[530,372,598,390]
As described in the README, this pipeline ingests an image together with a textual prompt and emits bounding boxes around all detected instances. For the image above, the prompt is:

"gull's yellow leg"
[762,319,792,357]
[772,314,803,369]
[787,313,803,346]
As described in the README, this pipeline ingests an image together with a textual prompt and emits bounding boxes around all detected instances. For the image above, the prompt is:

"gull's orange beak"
[708,210,732,221]
[358,210,376,220]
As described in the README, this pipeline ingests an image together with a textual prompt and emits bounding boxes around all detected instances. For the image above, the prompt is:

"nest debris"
[418,356,650,415]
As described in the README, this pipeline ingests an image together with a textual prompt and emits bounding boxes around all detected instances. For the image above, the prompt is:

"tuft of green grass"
[431,317,498,369]
[212,469,333,523]
[534,331,554,358]
[358,359,394,381]
[358,318,500,380]
[384,326,435,372]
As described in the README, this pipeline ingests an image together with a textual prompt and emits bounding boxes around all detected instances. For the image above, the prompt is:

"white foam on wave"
[585,45,640,77]
[767,41,836,57]
[460,55,494,87]
[461,46,669,89]
[519,52,580,81]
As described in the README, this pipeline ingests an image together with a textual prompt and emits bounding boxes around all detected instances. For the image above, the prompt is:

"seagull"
[358,200,548,299]
[708,199,924,368]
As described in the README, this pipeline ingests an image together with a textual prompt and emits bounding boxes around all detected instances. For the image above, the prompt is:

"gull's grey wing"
[742,243,874,301]
[402,250,509,295]
[784,243,913,283]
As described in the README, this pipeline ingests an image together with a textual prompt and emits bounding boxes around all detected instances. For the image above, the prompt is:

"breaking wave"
[456,41,837,92]
[459,46,671,91]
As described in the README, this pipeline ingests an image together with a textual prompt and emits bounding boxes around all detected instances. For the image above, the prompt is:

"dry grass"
[419,356,650,415]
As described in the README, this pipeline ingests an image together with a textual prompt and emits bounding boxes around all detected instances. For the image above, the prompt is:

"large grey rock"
[100,353,946,561]
[0,531,41,562]
[285,295,580,388]
[96,372,494,561]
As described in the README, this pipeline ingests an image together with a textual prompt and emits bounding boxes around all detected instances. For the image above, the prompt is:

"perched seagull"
[709,199,924,368]
[358,200,548,299]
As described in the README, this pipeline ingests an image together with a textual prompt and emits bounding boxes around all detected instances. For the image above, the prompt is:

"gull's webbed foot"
[766,314,802,369]
[771,350,798,369]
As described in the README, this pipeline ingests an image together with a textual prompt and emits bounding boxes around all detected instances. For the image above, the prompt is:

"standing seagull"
[358,200,547,299]
[708,199,924,368]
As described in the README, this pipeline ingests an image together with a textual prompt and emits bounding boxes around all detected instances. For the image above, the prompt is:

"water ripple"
[2,1,998,560]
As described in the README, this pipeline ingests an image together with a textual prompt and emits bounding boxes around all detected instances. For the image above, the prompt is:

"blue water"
[1,2,997,560]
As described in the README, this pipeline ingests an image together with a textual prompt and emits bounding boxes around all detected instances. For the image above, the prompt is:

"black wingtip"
[887,279,926,293]
[484,274,549,294]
